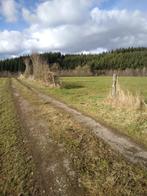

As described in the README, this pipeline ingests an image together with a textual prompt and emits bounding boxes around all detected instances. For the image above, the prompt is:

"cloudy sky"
[0,0,147,58]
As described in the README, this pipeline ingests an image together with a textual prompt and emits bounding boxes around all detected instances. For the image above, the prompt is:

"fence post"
[112,73,117,97]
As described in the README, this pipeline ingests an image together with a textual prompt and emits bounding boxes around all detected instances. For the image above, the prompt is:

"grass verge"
[0,78,41,196]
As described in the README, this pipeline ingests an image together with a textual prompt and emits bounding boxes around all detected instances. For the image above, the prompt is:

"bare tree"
[30,53,61,87]
[30,53,42,80]
[23,57,33,78]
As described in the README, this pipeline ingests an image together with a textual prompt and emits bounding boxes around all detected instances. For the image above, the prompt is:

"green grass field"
[23,76,147,147]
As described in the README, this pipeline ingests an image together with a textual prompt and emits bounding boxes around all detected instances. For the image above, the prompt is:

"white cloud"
[1,0,147,57]
[90,8,147,49]
[23,7,147,52]
[22,0,92,27]
[0,30,23,54]
[0,0,18,22]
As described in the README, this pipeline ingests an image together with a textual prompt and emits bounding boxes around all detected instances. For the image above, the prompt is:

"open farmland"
[0,76,147,195]
[21,76,147,147]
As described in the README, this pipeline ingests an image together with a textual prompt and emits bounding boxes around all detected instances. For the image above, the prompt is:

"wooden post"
[112,73,117,97]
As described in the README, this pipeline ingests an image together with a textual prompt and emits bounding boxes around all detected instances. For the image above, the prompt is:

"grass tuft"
[106,84,146,110]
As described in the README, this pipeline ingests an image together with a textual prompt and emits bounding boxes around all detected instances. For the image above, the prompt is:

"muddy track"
[11,79,84,196]
[15,78,147,166]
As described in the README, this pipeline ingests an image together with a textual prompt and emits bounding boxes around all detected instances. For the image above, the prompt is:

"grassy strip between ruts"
[13,78,147,195]
[0,78,41,196]
[20,77,147,148]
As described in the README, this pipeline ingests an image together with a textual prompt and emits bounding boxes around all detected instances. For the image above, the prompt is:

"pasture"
[23,76,147,147]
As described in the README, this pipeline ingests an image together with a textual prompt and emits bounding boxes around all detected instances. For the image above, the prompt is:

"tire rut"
[12,79,84,196]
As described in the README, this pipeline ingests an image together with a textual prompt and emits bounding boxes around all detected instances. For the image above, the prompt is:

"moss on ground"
[0,78,41,196]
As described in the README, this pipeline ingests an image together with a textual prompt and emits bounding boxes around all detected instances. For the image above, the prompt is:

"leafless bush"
[50,63,60,73]
[45,70,61,87]
[74,65,92,76]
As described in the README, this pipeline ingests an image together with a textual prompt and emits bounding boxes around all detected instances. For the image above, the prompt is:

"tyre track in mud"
[11,78,85,196]
[15,78,147,167]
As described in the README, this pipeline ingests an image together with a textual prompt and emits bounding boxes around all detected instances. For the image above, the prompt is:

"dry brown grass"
[106,84,146,110]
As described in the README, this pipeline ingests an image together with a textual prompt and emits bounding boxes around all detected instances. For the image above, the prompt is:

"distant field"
[25,76,147,102]
[61,77,147,102]
[23,76,147,147]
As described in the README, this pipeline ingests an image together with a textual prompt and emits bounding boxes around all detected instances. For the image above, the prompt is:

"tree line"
[0,47,147,74]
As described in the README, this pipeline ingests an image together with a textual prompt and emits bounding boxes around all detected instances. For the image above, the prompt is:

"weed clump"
[106,84,145,111]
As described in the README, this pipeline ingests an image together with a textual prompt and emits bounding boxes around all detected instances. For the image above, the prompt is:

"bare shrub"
[73,65,92,76]
[45,70,61,87]
[50,63,60,73]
